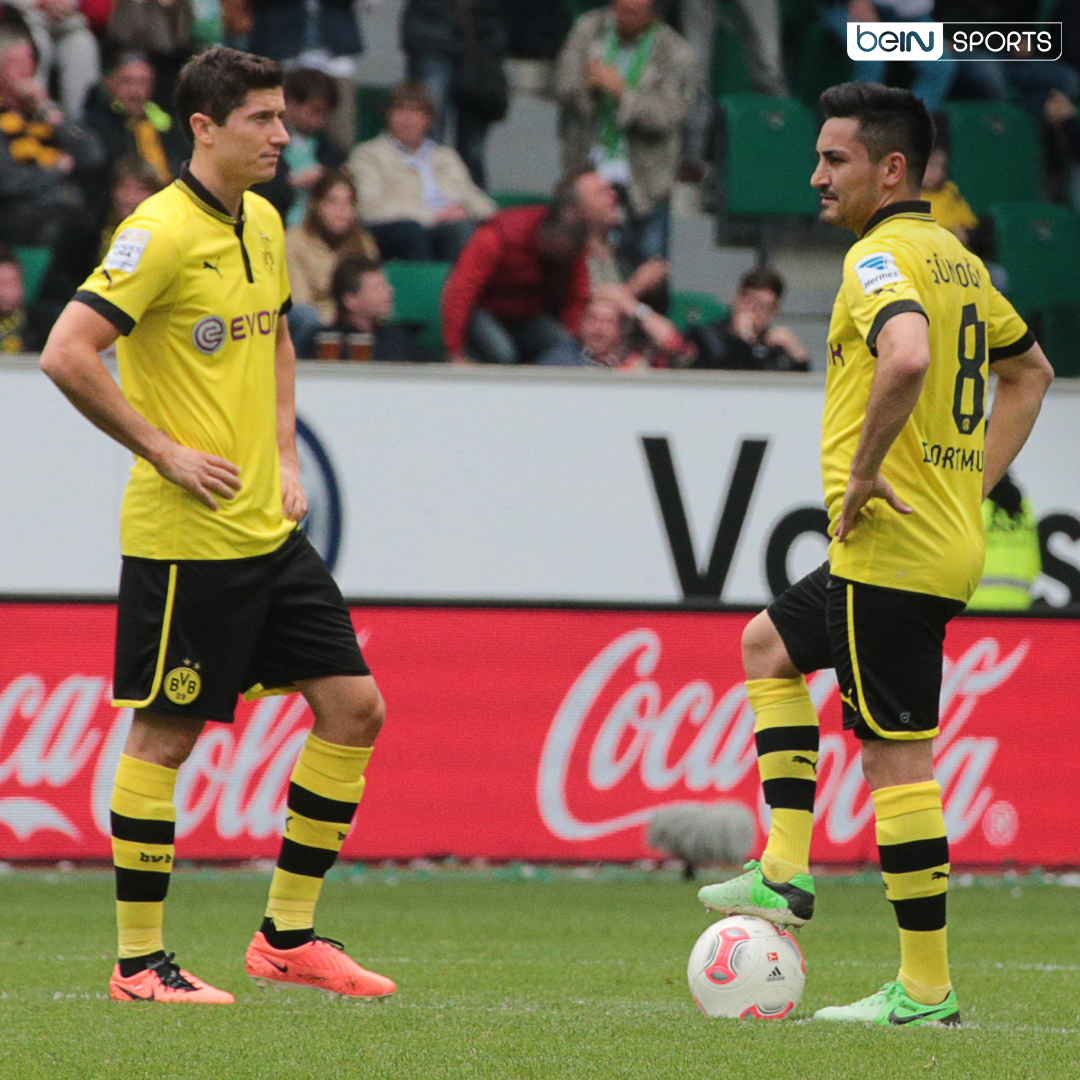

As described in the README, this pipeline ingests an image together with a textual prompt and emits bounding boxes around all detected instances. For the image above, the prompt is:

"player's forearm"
[982,370,1052,497]
[849,358,927,480]
[40,346,169,466]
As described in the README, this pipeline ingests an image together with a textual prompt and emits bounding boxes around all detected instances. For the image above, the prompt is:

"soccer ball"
[687,915,805,1019]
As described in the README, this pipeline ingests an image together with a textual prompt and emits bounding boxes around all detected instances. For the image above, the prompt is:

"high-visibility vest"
[967,498,1041,611]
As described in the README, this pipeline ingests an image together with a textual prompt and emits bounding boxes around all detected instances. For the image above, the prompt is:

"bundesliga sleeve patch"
[103,228,152,274]
[853,251,904,294]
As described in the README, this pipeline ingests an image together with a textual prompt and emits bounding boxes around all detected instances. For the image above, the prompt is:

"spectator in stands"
[7,0,100,117]
[253,67,346,226]
[0,243,48,352]
[285,169,380,358]
[104,0,196,109]
[83,49,186,220]
[675,0,788,179]
[0,22,102,246]
[349,79,497,264]
[1045,88,1080,209]
[554,0,696,266]
[941,1,1080,115]
[441,173,593,364]
[242,0,364,153]
[921,143,977,247]
[579,167,670,302]
[400,0,509,188]
[538,283,695,368]
[967,471,1042,610]
[819,2,955,113]
[318,254,437,362]
[689,267,809,371]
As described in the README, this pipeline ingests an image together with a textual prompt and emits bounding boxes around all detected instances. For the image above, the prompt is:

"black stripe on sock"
[755,726,819,757]
[891,892,947,932]
[762,777,816,812]
[879,836,949,875]
[115,866,171,903]
[277,837,339,879]
[287,781,356,825]
[110,811,175,845]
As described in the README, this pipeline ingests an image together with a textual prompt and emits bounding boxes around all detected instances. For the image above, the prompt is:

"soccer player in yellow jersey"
[40,48,395,1004]
[697,84,1053,1027]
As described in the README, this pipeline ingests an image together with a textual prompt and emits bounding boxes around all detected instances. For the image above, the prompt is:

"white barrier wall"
[4,359,1080,605]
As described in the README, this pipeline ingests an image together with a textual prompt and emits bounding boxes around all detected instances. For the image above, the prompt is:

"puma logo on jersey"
[839,690,856,709]
[792,755,817,773]
[203,259,222,276]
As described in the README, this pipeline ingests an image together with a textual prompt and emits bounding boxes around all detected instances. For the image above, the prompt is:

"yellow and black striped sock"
[748,676,819,882]
[263,733,372,944]
[111,753,177,969]
[874,780,952,1005]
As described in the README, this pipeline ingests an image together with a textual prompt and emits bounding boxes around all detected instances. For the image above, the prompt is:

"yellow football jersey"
[823,200,1033,602]
[76,165,294,561]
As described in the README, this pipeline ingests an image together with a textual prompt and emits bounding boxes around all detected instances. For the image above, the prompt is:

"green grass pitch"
[2,867,1078,1080]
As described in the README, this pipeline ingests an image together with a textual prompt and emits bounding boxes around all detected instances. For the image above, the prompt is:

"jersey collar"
[176,161,243,225]
[861,199,933,238]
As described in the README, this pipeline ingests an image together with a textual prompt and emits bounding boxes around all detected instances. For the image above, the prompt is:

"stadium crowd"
[0,0,1078,366]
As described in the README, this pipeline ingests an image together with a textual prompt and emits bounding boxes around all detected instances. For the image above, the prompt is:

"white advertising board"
[3,360,1079,605]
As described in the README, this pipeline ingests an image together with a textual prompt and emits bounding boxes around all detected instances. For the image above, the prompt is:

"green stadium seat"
[355,85,390,144]
[782,1,852,110]
[490,191,548,210]
[14,246,51,302]
[941,103,1040,218]
[384,260,450,352]
[670,291,728,333]
[988,201,1080,318]
[718,94,819,217]
[1033,303,1080,378]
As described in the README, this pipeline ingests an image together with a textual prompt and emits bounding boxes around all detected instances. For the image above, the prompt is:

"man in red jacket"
[442,172,601,363]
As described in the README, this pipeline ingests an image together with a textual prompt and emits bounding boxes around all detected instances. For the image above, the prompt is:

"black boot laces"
[148,952,198,991]
[314,935,345,951]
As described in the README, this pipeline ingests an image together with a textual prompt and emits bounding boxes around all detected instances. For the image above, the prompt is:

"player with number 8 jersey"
[696,82,1052,1029]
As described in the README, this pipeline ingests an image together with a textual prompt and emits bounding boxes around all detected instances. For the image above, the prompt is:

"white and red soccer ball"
[687,915,805,1019]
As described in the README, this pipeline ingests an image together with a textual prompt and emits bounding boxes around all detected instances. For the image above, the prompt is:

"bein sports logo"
[296,415,343,571]
[847,22,1061,63]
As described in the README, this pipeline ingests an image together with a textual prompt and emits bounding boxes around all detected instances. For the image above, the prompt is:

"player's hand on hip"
[835,474,911,542]
[280,455,308,523]
[155,440,241,511]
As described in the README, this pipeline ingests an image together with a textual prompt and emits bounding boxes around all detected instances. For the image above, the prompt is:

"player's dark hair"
[284,66,339,112]
[739,266,785,301]
[174,47,283,146]
[331,253,383,307]
[819,82,935,189]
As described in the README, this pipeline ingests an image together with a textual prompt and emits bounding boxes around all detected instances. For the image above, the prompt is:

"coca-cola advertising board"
[2,603,1076,866]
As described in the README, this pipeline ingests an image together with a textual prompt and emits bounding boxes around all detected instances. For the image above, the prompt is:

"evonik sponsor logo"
[847,22,1061,63]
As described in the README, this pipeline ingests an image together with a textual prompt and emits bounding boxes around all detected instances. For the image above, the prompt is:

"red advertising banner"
[1,603,1077,866]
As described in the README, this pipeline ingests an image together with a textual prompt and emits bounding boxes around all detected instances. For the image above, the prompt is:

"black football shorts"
[112,529,369,722]
[766,561,964,741]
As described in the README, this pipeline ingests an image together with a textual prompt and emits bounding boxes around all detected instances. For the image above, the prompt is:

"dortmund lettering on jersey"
[75,165,294,561]
[823,200,1033,602]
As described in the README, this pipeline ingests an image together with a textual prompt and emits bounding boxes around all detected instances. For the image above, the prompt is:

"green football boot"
[696,859,815,927]
[814,981,961,1027]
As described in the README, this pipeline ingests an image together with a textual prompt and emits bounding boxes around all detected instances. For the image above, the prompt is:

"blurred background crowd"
[0,0,1077,379]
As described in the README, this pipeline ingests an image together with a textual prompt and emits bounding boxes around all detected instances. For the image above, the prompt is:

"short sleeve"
[987,285,1034,363]
[74,217,179,335]
[842,241,928,357]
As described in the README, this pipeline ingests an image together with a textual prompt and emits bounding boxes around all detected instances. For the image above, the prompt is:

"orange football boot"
[109,953,234,1003]
[245,932,396,999]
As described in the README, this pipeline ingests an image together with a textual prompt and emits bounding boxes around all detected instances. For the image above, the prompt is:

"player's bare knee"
[741,613,794,681]
[339,683,385,745]
[127,711,203,770]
